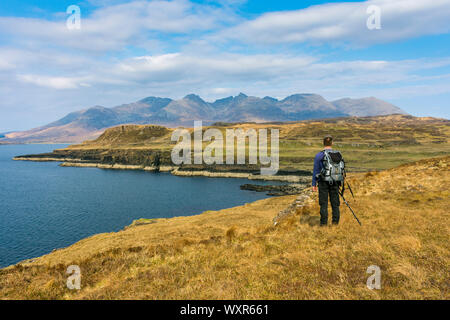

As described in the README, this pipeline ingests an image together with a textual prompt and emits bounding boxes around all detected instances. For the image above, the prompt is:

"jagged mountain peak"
[281,93,326,102]
[1,93,408,143]
[183,94,205,103]
[138,96,172,104]
[263,96,278,102]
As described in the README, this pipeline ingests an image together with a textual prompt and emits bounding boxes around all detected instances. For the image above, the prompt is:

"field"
[1,155,448,299]
[52,114,450,173]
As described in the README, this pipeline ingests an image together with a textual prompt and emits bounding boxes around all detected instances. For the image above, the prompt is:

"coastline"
[4,152,308,270]
[2,156,449,299]
[13,156,310,183]
[3,194,299,270]
[4,150,308,268]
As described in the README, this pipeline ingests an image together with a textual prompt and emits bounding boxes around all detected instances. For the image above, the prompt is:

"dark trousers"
[318,181,341,225]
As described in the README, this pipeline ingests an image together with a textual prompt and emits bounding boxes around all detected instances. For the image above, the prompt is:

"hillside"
[1,93,406,143]
[1,156,448,299]
[14,115,450,176]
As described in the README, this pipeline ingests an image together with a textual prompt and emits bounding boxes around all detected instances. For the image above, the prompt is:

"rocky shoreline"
[13,151,312,183]
[240,183,308,196]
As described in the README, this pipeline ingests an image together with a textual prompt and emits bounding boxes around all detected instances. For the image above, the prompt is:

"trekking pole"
[339,191,362,226]
[346,181,355,199]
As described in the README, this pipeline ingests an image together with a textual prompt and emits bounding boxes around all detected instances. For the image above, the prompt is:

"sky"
[0,0,449,132]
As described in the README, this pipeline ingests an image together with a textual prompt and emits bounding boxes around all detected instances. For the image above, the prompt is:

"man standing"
[312,136,341,226]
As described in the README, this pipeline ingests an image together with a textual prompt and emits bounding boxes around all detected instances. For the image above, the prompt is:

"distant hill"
[1,93,407,143]
[332,97,404,117]
[15,114,449,173]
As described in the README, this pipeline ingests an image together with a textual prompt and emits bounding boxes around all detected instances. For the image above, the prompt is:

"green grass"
[60,114,449,173]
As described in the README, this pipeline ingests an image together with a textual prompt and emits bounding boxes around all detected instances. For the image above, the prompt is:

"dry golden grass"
[0,156,449,300]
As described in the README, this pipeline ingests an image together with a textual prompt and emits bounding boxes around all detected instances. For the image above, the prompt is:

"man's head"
[323,135,333,147]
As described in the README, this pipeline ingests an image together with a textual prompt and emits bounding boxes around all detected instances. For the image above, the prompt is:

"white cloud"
[211,87,234,95]
[6,46,450,99]
[1,50,449,130]
[0,0,235,52]
[218,0,450,46]
[0,60,14,71]
[2,0,449,54]
[17,74,81,89]
[0,0,449,131]
[112,53,316,84]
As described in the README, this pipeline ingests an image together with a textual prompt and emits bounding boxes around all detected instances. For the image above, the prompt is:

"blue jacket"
[312,150,327,186]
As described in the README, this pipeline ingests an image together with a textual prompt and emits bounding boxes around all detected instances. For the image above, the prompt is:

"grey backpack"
[320,149,345,183]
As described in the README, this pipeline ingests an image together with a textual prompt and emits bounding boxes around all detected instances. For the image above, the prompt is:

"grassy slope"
[63,115,450,172]
[1,156,448,299]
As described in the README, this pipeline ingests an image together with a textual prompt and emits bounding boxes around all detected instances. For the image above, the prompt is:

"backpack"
[320,149,345,183]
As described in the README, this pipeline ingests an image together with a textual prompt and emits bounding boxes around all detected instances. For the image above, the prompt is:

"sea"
[0,144,282,268]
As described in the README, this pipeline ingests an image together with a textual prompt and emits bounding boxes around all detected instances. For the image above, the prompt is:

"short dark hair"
[323,135,333,146]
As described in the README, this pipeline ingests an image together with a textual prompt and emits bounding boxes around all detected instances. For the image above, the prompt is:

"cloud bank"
[0,0,449,130]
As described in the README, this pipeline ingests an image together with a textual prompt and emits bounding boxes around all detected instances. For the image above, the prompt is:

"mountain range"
[1,93,407,143]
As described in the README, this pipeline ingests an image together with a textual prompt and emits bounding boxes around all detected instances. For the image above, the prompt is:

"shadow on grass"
[299,215,320,226]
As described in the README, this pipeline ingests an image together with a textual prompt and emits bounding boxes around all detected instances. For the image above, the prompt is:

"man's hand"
[312,186,318,192]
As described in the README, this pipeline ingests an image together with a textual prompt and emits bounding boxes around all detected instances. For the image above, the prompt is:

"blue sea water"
[0,144,281,268]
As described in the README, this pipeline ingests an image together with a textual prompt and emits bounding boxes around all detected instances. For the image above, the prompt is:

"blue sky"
[0,0,449,131]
